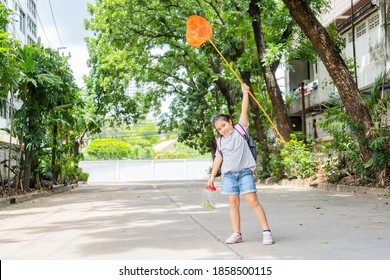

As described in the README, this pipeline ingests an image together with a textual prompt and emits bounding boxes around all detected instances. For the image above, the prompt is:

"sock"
[263,230,271,233]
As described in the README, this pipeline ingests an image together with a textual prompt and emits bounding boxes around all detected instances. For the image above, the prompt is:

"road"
[1,181,389,260]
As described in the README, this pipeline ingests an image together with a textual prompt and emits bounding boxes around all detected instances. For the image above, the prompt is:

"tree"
[85,0,281,158]
[0,4,19,98]
[1,5,88,195]
[45,56,85,181]
[249,0,293,142]
[14,45,84,190]
[0,5,21,192]
[15,45,61,190]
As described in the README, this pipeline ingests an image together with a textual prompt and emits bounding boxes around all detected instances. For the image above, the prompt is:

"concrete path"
[0,181,389,260]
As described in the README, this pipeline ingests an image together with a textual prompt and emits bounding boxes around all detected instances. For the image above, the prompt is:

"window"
[356,23,366,38]
[27,0,37,18]
[0,99,7,119]
[27,35,35,45]
[19,8,25,33]
[347,31,353,43]
[27,16,36,36]
[368,13,379,30]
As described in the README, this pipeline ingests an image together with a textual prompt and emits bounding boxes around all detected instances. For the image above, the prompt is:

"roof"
[152,139,177,153]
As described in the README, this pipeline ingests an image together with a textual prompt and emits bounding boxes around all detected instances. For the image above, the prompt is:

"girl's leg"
[227,194,241,233]
[243,192,270,230]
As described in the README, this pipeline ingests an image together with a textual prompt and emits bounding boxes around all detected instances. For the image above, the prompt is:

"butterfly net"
[186,15,212,48]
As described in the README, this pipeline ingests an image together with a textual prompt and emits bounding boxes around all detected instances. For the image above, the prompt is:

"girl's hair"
[211,114,231,126]
[211,114,232,128]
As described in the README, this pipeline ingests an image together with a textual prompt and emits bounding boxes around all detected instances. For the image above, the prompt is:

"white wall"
[79,159,212,183]
[342,11,386,88]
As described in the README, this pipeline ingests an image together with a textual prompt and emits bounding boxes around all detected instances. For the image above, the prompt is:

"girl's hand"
[241,83,249,94]
[207,176,214,187]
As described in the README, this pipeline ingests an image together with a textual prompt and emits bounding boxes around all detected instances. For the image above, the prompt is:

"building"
[1,0,38,45]
[0,0,38,179]
[284,0,389,141]
[1,0,38,125]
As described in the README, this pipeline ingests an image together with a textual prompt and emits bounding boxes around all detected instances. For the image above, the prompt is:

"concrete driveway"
[1,181,389,260]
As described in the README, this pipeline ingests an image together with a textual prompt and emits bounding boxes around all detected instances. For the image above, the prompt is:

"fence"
[79,159,212,183]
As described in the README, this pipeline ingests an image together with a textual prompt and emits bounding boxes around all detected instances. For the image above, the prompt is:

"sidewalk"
[0,183,79,208]
[0,181,389,260]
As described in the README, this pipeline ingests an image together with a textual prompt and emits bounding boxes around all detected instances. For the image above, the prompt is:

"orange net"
[186,15,212,48]
[185,15,286,144]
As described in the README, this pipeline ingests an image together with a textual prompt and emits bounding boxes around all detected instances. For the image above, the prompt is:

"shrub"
[269,152,284,181]
[269,133,317,180]
[79,172,89,182]
[87,138,130,160]
[281,134,317,179]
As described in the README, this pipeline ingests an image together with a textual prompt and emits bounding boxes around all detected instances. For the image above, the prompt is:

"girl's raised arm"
[240,83,250,127]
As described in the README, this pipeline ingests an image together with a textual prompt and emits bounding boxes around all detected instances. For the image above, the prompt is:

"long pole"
[300,82,307,143]
[351,0,358,86]
[382,0,388,100]
[208,39,286,144]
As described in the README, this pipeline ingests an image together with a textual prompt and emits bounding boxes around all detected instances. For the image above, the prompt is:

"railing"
[288,89,341,115]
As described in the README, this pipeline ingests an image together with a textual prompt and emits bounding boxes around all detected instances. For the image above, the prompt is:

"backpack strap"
[234,123,248,140]
[216,136,222,157]
[235,123,257,162]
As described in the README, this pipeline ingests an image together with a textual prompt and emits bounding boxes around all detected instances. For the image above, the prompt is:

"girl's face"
[214,118,233,137]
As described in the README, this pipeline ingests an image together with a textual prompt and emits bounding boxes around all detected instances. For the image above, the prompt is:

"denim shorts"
[221,168,257,195]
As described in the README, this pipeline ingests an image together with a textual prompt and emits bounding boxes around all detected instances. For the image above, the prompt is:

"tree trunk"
[282,0,373,159]
[215,78,236,116]
[249,0,293,142]
[7,88,14,193]
[22,149,33,191]
[16,126,24,194]
[52,124,58,179]
[241,71,270,154]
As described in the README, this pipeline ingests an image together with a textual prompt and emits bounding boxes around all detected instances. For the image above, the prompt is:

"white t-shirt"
[215,120,256,174]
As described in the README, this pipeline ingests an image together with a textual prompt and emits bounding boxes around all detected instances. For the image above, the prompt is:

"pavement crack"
[158,188,244,259]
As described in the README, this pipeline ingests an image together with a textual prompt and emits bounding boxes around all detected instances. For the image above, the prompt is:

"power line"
[37,13,52,48]
[48,0,64,46]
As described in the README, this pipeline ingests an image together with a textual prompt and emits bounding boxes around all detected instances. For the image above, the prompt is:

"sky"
[37,0,93,88]
[36,0,171,114]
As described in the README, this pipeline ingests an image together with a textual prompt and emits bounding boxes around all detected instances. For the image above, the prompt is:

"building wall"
[2,0,38,45]
[320,0,373,27]
[341,9,387,89]
[318,0,389,90]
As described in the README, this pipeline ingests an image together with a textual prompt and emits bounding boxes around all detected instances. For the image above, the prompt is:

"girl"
[208,83,273,245]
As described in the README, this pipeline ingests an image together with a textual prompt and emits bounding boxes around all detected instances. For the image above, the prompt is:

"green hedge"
[87,138,130,160]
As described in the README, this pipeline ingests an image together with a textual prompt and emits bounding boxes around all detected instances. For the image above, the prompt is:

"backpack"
[216,123,257,162]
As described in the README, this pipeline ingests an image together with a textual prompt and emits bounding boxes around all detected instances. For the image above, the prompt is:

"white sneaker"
[225,232,243,244]
[263,231,273,245]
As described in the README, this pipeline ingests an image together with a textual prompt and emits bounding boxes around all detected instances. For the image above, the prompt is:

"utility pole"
[56,46,67,57]
[300,81,307,143]
[382,0,388,100]
[351,0,358,86]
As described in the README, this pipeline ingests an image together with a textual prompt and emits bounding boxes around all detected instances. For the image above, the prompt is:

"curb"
[0,183,79,208]
[259,179,390,197]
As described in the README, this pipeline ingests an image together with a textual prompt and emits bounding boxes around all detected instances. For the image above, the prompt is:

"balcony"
[288,83,341,116]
